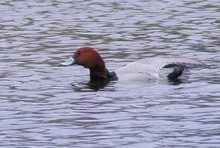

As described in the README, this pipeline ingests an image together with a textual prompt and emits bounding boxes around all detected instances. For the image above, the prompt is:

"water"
[0,0,220,147]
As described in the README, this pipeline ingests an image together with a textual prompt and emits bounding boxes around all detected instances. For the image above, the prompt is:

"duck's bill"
[60,57,75,66]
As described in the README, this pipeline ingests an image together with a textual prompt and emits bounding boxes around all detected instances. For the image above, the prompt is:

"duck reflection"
[71,79,111,91]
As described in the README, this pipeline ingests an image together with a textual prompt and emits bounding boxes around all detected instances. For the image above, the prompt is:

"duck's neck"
[89,68,117,82]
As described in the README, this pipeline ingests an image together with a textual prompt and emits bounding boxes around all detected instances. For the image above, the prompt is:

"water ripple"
[0,0,220,147]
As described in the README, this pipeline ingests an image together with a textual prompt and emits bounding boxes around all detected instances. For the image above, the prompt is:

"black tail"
[167,65,185,80]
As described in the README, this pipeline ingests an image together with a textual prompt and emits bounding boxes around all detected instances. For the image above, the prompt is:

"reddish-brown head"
[73,47,109,80]
[73,47,105,70]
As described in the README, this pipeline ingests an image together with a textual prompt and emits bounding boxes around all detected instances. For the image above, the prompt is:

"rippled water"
[1,0,220,147]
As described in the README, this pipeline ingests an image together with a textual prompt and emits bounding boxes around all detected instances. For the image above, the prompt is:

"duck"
[60,47,207,82]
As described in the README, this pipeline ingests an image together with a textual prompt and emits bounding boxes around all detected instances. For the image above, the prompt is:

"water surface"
[0,0,220,147]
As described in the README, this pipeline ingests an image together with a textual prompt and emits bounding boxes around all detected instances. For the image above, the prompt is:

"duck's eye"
[75,51,81,57]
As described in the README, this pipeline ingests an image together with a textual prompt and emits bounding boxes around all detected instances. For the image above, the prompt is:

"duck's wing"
[143,57,208,70]
[149,58,207,69]
[139,57,208,79]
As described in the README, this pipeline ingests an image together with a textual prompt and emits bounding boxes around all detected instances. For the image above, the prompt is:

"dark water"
[1,0,220,147]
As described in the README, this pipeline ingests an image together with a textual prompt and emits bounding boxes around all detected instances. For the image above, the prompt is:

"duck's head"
[61,47,105,69]
[61,47,110,80]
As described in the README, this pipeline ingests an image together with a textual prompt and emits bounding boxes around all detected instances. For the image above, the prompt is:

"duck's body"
[115,57,205,81]
[61,47,207,82]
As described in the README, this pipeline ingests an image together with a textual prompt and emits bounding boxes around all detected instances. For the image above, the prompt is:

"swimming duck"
[60,47,207,82]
